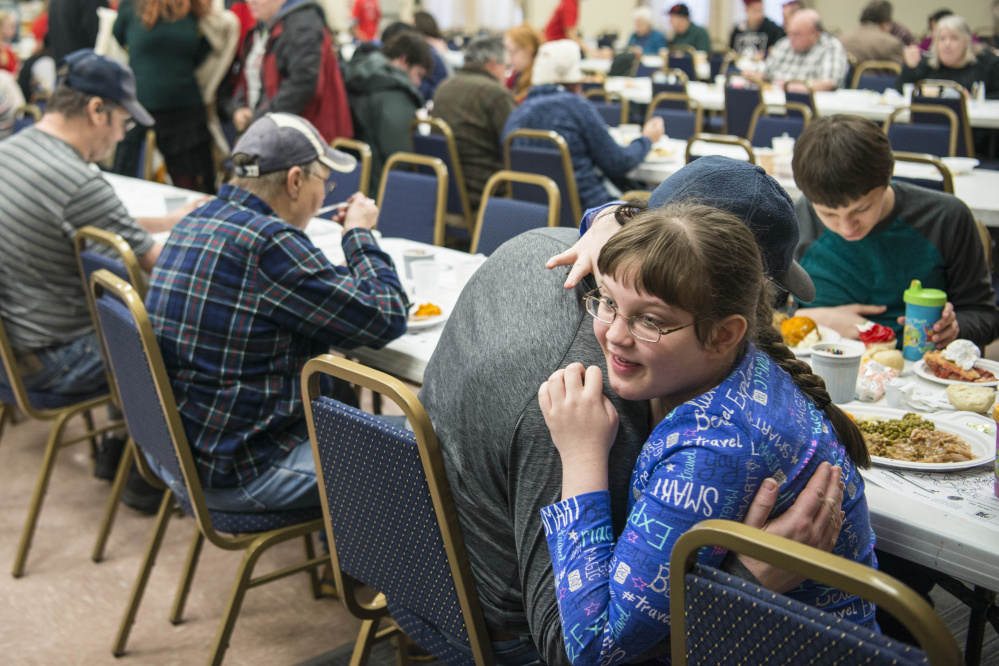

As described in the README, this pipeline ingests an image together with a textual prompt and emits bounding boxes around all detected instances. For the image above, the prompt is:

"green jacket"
[671,23,711,53]
[343,51,425,188]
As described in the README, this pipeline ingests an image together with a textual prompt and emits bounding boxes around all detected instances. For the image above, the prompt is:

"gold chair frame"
[685,133,756,165]
[851,60,902,89]
[620,190,652,200]
[302,355,495,666]
[893,151,955,194]
[646,93,704,131]
[913,80,975,158]
[0,314,119,577]
[90,271,325,665]
[583,87,631,126]
[784,79,818,116]
[664,67,691,86]
[409,117,474,231]
[670,44,697,56]
[670,520,962,666]
[73,226,164,564]
[14,104,42,122]
[503,128,583,227]
[722,73,764,135]
[470,171,560,254]
[377,152,449,247]
[746,102,813,144]
[716,51,738,79]
[883,105,959,158]
[331,137,373,197]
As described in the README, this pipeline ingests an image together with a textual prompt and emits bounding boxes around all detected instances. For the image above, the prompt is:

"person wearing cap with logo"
[667,3,711,53]
[418,157,852,665]
[502,39,664,212]
[142,112,408,511]
[731,0,786,59]
[0,49,197,504]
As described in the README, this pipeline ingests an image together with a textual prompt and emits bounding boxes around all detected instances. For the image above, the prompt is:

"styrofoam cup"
[810,341,864,404]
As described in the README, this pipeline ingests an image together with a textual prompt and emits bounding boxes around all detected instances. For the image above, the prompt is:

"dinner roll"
[871,350,904,373]
[945,384,997,414]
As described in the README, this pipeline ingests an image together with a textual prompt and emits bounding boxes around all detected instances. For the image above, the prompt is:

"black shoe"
[122,464,164,515]
[94,434,127,481]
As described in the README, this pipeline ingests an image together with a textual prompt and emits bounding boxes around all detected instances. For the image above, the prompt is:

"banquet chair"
[852,60,902,92]
[302,355,495,666]
[90,270,325,665]
[747,102,812,148]
[318,138,372,215]
[620,190,652,201]
[504,129,582,228]
[646,94,703,141]
[583,88,629,127]
[723,76,764,138]
[410,118,474,232]
[74,226,160,564]
[883,105,958,158]
[685,133,755,165]
[709,51,738,80]
[13,104,41,134]
[1,309,120,577]
[375,152,449,246]
[651,68,690,107]
[783,79,817,118]
[470,171,559,256]
[892,151,955,194]
[668,45,696,81]
[633,58,660,78]
[670,520,961,666]
[912,83,975,158]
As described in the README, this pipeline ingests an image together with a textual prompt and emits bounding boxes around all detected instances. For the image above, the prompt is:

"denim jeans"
[439,627,545,666]
[146,438,321,512]
[0,332,108,397]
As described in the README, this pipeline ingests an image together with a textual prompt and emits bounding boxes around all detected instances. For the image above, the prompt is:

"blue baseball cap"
[62,49,153,126]
[649,156,815,302]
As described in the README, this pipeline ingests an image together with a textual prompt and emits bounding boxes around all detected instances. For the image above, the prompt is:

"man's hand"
[739,461,845,593]
[339,193,379,232]
[804,304,888,338]
[897,301,959,348]
[546,206,622,288]
[233,107,254,133]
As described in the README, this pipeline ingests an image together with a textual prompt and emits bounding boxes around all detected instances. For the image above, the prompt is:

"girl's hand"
[539,363,619,497]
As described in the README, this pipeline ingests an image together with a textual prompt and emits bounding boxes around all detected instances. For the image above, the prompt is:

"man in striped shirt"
[143,113,408,511]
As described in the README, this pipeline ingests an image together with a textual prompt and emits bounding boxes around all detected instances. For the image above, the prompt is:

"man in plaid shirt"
[763,8,848,91]
[145,113,409,512]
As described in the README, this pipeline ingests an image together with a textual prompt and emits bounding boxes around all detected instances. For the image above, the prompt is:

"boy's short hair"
[383,32,434,73]
[792,115,894,208]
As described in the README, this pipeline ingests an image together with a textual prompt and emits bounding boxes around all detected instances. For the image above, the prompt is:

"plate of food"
[407,302,449,330]
[775,315,841,356]
[846,405,993,471]
[914,353,999,387]
[645,142,677,163]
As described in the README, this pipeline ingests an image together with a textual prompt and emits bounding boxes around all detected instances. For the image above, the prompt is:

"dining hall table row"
[103,171,999,636]
[601,77,999,130]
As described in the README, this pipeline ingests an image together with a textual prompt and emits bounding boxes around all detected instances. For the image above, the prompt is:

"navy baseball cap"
[231,113,356,177]
[649,156,815,303]
[63,49,153,126]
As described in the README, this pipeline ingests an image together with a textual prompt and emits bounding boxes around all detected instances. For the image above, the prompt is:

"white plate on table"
[407,304,450,330]
[790,326,841,357]
[913,358,999,387]
[940,157,979,175]
[845,405,994,471]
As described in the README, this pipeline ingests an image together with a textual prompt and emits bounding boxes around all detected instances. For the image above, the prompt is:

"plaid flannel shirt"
[764,32,849,88]
[146,184,409,488]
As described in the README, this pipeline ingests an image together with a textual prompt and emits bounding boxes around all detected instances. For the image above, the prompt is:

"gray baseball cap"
[231,113,356,177]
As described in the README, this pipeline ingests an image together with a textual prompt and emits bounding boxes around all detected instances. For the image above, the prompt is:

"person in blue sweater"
[538,191,876,664]
[502,39,663,211]
[627,7,668,55]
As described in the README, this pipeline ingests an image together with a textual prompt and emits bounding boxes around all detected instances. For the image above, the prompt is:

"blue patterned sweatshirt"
[501,84,652,210]
[541,345,877,665]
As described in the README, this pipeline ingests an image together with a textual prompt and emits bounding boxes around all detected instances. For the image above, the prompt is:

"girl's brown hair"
[598,204,870,468]
[505,23,543,104]
[139,0,210,29]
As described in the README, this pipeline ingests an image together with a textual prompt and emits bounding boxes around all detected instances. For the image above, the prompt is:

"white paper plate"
[845,405,994,471]
[790,326,842,357]
[940,157,980,175]
[407,304,450,331]
[913,358,999,387]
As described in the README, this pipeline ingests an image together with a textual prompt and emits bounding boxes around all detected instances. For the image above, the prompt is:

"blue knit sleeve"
[573,97,652,177]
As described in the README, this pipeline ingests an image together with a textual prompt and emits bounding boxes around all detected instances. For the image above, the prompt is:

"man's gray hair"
[229,154,322,203]
[464,36,506,67]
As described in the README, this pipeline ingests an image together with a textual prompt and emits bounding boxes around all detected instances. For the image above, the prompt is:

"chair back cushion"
[320,162,362,213]
[79,248,131,287]
[668,54,695,79]
[683,565,929,665]
[507,144,576,227]
[891,175,947,192]
[856,74,897,93]
[783,90,813,117]
[377,170,441,244]
[412,132,465,217]
[886,123,952,158]
[310,396,474,659]
[476,197,552,256]
[590,101,623,127]
[912,95,970,156]
[650,108,698,140]
[651,82,689,107]
[724,86,762,138]
[750,115,806,148]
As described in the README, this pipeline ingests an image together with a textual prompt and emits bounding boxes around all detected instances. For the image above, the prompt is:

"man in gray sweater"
[419,159,847,664]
